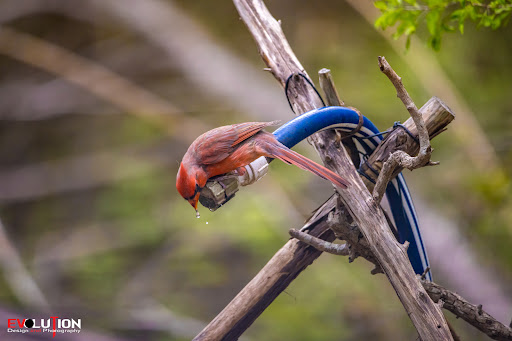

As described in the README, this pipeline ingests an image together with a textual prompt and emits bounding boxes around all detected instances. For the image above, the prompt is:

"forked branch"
[373,56,439,202]
[196,2,453,340]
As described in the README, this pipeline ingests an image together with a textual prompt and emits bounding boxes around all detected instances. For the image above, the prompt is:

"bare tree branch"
[291,209,512,341]
[373,56,438,202]
[423,281,512,341]
[195,1,453,340]
[416,201,512,323]
[288,229,348,256]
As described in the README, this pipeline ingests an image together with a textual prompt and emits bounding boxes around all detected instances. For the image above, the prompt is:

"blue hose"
[272,106,432,281]
[273,107,379,148]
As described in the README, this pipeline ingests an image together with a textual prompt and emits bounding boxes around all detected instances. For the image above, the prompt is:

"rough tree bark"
[194,96,455,341]
[234,1,451,340]
[195,0,454,340]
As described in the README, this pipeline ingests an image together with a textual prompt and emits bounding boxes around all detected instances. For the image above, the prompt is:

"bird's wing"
[194,121,279,165]
[231,121,280,146]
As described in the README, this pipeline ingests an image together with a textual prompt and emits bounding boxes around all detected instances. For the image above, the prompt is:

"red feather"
[177,121,349,213]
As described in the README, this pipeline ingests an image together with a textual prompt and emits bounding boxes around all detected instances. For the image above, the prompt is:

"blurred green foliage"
[375,0,512,49]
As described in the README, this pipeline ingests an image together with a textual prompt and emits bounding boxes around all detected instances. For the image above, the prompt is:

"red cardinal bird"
[176,121,350,215]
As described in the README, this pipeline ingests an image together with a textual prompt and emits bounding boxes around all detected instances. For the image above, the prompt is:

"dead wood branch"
[288,228,348,256]
[423,281,512,341]
[359,97,453,190]
[318,68,345,106]
[318,68,361,165]
[373,56,438,202]
[290,196,383,275]
[291,202,512,341]
[195,1,453,340]
[193,217,336,341]
[417,201,512,323]
[194,94,453,340]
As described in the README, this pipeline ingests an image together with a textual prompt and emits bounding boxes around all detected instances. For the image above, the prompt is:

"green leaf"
[450,8,466,21]
[426,9,441,35]
[404,24,417,35]
[451,8,468,34]
[373,0,512,51]
[374,1,388,11]
[479,13,494,28]
[467,5,479,21]
[429,34,442,50]
[374,9,403,29]
[492,10,512,28]
[442,22,456,32]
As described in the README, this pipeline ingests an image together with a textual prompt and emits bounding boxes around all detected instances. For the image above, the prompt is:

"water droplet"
[195,210,200,219]
[206,222,209,224]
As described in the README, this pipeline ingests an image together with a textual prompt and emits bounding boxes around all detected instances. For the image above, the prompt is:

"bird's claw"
[235,167,247,176]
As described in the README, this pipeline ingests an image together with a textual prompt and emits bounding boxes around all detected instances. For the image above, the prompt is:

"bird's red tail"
[271,145,350,189]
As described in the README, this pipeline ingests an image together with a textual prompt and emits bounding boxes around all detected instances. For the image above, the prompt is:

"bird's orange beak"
[187,192,200,210]
[188,193,201,218]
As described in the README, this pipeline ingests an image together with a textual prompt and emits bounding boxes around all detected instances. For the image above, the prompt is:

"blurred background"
[0,0,510,340]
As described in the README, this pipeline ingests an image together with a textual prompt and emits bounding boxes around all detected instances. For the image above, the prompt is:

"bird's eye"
[184,183,203,200]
